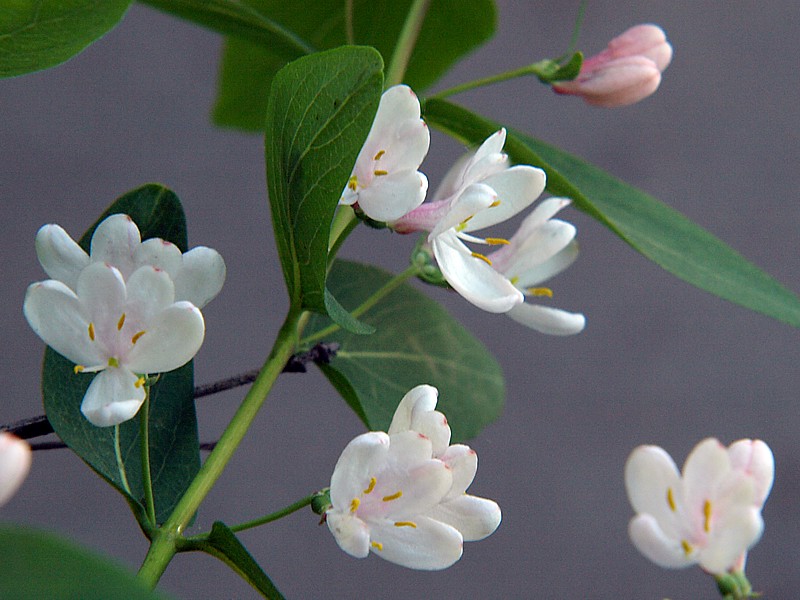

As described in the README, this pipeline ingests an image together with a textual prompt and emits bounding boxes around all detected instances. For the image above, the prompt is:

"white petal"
[23,280,100,366]
[727,439,774,507]
[426,494,501,541]
[505,303,585,335]
[89,214,141,278]
[370,515,463,570]
[330,432,390,509]
[134,238,182,280]
[126,266,176,321]
[624,445,682,536]
[388,385,438,434]
[77,262,127,336]
[432,232,523,313]
[501,220,577,279]
[439,444,478,496]
[464,166,546,231]
[80,369,146,427]
[428,183,497,240]
[628,514,695,569]
[326,512,370,558]
[173,247,226,308]
[35,224,89,290]
[700,506,763,574]
[510,241,579,288]
[125,301,204,374]
[0,433,32,506]
[682,439,730,510]
[357,171,428,222]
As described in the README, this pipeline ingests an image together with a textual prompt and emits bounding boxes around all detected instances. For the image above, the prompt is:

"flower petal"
[89,214,141,278]
[682,438,730,511]
[326,512,370,559]
[329,432,390,509]
[77,262,127,336]
[173,247,226,308]
[134,238,182,280]
[510,241,579,289]
[80,369,146,427]
[125,301,204,374]
[0,433,32,506]
[357,171,428,222]
[624,445,682,536]
[464,166,546,231]
[628,513,695,569]
[439,444,478,497]
[35,224,89,290]
[428,183,497,240]
[126,266,176,321]
[426,494,501,541]
[370,515,463,570]
[727,439,774,507]
[500,220,577,279]
[388,384,439,434]
[700,506,763,574]
[505,303,585,335]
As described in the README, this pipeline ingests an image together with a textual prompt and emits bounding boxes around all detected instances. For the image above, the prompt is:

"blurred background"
[1,1,798,598]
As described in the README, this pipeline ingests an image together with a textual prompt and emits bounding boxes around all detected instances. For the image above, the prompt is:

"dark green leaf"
[199,522,285,600]
[304,261,505,441]
[0,0,131,78]
[0,525,173,600]
[265,46,383,321]
[213,0,496,131]
[42,185,201,523]
[424,99,800,328]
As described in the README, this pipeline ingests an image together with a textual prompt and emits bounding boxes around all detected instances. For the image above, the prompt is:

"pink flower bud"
[0,433,31,506]
[553,24,672,108]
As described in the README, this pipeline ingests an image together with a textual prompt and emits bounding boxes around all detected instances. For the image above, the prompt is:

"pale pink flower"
[0,433,31,507]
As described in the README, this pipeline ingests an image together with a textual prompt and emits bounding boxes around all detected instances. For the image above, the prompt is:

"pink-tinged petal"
[388,384,439,435]
[509,241,580,288]
[629,514,694,569]
[406,410,451,459]
[125,301,204,374]
[357,171,428,222]
[607,24,672,70]
[173,247,226,308]
[370,516,463,570]
[439,444,478,497]
[134,238,182,280]
[700,506,763,574]
[89,214,141,278]
[682,438,730,511]
[464,166,546,231]
[35,224,89,290]
[427,494,501,541]
[505,303,585,335]
[126,266,176,320]
[80,369,146,427]
[370,458,452,520]
[556,56,661,108]
[624,445,682,537]
[728,439,774,507]
[330,432,390,508]
[432,232,523,313]
[429,183,497,240]
[76,263,127,336]
[0,433,32,506]
[23,280,100,367]
[326,512,370,558]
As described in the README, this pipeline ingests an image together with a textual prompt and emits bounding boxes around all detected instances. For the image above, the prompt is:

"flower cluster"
[24,214,225,427]
[325,385,501,570]
[625,438,773,575]
[341,86,584,335]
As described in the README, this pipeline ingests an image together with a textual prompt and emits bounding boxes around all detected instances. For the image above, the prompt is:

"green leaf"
[265,46,383,322]
[42,185,201,523]
[0,525,173,600]
[304,260,505,441]
[213,0,496,131]
[0,0,131,78]
[198,522,285,600]
[424,99,800,328]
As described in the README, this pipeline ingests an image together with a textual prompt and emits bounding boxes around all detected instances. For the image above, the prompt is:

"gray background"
[1,1,798,598]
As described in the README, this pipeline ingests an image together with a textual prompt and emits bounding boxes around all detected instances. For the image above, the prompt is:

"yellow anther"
[373,150,386,160]
[666,487,676,512]
[73,365,85,374]
[489,199,501,208]
[349,497,360,513]
[134,376,146,389]
[382,490,403,502]
[131,331,146,345]
[117,313,126,330]
[470,252,493,266]
[373,169,388,176]
[394,521,417,528]
[371,541,383,551]
[703,500,712,532]
[348,175,358,191]
[88,322,95,341]
[528,287,553,298]
[485,237,510,246]
[681,540,693,556]
[509,275,520,285]
[363,477,377,495]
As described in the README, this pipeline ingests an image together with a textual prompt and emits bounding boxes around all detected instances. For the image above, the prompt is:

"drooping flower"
[553,24,673,107]
[35,213,225,308]
[326,385,500,570]
[339,84,430,222]
[24,262,205,427]
[624,438,773,575]
[0,433,31,507]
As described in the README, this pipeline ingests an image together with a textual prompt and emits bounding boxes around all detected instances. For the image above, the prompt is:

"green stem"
[115,425,132,495]
[384,0,431,87]
[344,0,355,45]
[430,61,556,100]
[137,308,303,587]
[563,0,588,58]
[302,264,420,345]
[140,386,156,526]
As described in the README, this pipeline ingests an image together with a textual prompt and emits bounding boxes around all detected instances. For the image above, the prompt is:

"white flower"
[35,213,225,308]
[625,438,773,574]
[326,385,500,570]
[339,84,430,222]
[0,433,31,507]
[24,262,205,427]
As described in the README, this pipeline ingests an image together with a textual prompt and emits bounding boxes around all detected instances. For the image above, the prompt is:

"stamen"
[373,169,388,176]
[349,497,360,513]
[363,477,377,495]
[117,313,126,330]
[528,287,553,298]
[87,322,95,341]
[681,540,693,556]
[703,500,712,532]
[131,331,146,344]
[394,521,417,528]
[373,150,386,160]
[471,252,493,266]
[107,357,120,368]
[666,487,676,512]
[485,237,510,246]
[134,376,146,389]
[489,199,501,208]
[382,490,403,502]
[348,175,358,191]
[73,365,85,374]
[509,275,520,285]
[371,541,383,551]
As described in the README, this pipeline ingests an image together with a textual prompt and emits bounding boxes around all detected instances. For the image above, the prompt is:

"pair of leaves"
[214,0,496,130]
[41,184,201,524]
[0,0,131,78]
[423,99,800,328]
